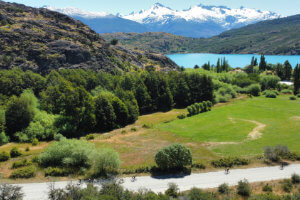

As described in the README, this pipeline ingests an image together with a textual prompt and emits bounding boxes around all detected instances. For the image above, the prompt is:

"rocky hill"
[0,1,178,73]
[102,14,300,55]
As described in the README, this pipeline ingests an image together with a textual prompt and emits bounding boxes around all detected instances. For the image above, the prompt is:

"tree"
[293,64,300,94]
[155,144,192,171]
[110,39,118,46]
[111,97,129,127]
[0,184,24,200]
[5,94,35,137]
[94,94,116,132]
[174,77,190,107]
[259,54,267,71]
[283,60,293,80]
[194,65,200,69]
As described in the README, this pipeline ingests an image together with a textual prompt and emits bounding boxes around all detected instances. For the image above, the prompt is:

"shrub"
[86,134,95,140]
[237,179,251,197]
[262,184,273,192]
[260,75,280,91]
[281,89,293,94]
[297,93,300,98]
[0,151,10,162]
[39,139,95,169]
[155,144,192,171]
[25,147,30,152]
[142,123,152,128]
[31,138,39,146]
[263,90,278,98]
[9,165,36,179]
[165,183,179,198]
[10,147,22,158]
[31,156,40,164]
[11,159,31,169]
[290,96,297,100]
[177,114,186,119]
[211,157,250,168]
[0,184,24,200]
[264,145,290,162]
[130,127,137,132]
[121,130,126,134]
[218,183,230,194]
[44,167,69,177]
[187,101,212,117]
[0,132,9,146]
[188,188,214,200]
[281,179,293,193]
[54,134,65,141]
[247,84,261,96]
[191,162,206,169]
[93,149,121,177]
[292,173,300,184]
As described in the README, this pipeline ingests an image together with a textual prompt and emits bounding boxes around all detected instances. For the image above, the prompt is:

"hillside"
[0,1,178,73]
[102,15,300,55]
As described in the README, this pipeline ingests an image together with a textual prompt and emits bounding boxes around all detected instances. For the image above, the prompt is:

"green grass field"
[157,96,300,157]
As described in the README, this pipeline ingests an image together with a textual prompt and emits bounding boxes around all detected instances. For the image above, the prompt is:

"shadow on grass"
[150,167,191,179]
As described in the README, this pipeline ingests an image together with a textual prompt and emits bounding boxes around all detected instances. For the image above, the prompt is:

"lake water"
[167,53,300,68]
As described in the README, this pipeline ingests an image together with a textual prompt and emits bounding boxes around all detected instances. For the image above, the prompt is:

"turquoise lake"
[167,53,300,68]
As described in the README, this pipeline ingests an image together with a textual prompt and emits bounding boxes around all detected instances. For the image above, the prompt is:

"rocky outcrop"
[0,1,178,73]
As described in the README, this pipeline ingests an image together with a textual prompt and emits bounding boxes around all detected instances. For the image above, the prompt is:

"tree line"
[0,69,214,142]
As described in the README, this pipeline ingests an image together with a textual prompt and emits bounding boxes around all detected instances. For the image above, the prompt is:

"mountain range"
[46,3,280,38]
[102,14,300,55]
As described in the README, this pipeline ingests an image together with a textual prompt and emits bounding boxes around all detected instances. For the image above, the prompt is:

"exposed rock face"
[0,1,178,73]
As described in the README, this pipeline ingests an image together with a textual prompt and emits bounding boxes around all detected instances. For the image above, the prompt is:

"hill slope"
[0,1,178,73]
[102,15,300,55]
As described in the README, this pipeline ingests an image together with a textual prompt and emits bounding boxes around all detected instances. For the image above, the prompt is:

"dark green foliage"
[281,179,293,193]
[283,61,293,81]
[9,165,36,179]
[111,97,129,127]
[262,184,273,192]
[218,183,230,194]
[11,159,31,169]
[44,167,70,177]
[0,132,9,146]
[188,188,215,200]
[110,39,118,45]
[155,144,192,171]
[0,184,24,200]
[259,55,267,71]
[5,95,35,137]
[291,174,300,184]
[165,183,179,198]
[264,145,290,162]
[177,114,186,119]
[0,151,10,162]
[211,157,250,168]
[290,96,297,100]
[237,179,251,197]
[260,75,280,91]
[191,162,206,169]
[10,147,22,158]
[294,64,300,94]
[263,90,278,98]
[85,134,95,140]
[187,101,212,117]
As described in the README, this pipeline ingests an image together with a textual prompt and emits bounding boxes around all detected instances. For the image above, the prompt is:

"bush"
[264,145,290,162]
[31,138,39,146]
[247,84,261,96]
[0,151,10,162]
[281,89,293,94]
[54,134,65,141]
[25,147,30,152]
[260,75,280,91]
[237,179,251,197]
[10,147,22,158]
[262,184,273,192]
[187,101,212,117]
[281,179,293,193]
[291,173,300,184]
[297,93,300,98]
[0,184,24,200]
[39,139,95,169]
[191,162,206,169]
[0,132,9,146]
[188,188,214,200]
[218,183,230,194]
[92,149,121,177]
[177,114,186,119]
[85,134,95,140]
[11,159,31,169]
[263,90,278,98]
[155,144,192,171]
[211,157,250,168]
[290,96,297,100]
[130,127,137,132]
[165,183,179,198]
[44,167,69,177]
[9,165,36,179]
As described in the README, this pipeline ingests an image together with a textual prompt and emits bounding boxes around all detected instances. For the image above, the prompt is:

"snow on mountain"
[122,3,280,28]
[43,6,112,18]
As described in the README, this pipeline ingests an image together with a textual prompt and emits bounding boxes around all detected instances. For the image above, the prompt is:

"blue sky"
[4,0,300,16]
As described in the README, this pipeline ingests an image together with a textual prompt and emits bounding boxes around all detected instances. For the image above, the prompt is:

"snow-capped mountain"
[44,3,281,38]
